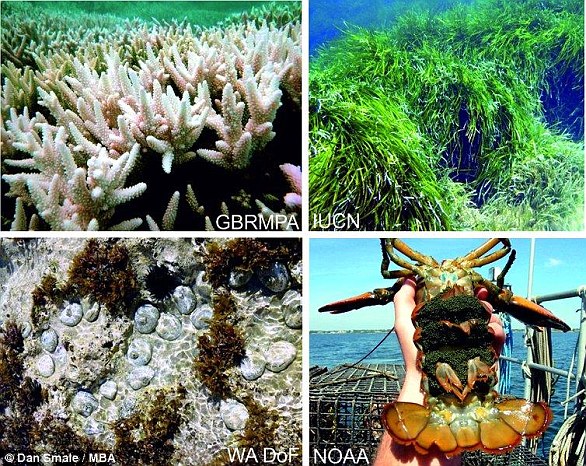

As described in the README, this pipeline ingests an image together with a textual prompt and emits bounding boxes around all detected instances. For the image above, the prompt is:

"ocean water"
[11,1,281,26]
[309,0,472,55]
[310,330,580,459]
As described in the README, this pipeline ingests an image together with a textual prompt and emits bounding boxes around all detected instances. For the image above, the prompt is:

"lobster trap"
[310,363,548,466]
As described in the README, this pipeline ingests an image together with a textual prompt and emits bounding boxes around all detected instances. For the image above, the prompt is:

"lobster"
[319,239,570,457]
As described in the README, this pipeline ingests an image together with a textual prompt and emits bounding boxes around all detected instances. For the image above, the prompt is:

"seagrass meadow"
[309,0,584,231]
[1,1,301,231]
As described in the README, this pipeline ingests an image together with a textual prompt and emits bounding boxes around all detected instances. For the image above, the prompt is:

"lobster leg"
[389,239,440,267]
[318,280,403,314]
[460,239,512,269]
[380,239,427,279]
[459,238,510,262]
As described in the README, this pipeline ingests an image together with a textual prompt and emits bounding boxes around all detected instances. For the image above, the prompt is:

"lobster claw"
[318,281,403,314]
[495,291,570,332]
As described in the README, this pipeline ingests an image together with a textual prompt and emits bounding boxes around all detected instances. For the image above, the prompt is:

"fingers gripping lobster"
[319,239,570,457]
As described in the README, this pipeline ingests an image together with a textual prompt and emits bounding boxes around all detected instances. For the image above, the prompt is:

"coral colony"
[1,2,301,231]
[0,238,302,465]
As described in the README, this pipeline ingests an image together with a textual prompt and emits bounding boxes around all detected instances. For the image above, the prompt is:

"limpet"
[71,391,98,417]
[239,350,266,381]
[172,286,195,315]
[264,341,297,373]
[220,400,249,431]
[258,262,289,292]
[127,338,152,366]
[21,322,32,338]
[229,268,253,288]
[127,366,155,390]
[190,304,213,330]
[194,271,212,301]
[282,290,302,329]
[83,303,100,322]
[37,354,55,377]
[156,313,182,341]
[60,302,83,327]
[134,304,160,334]
[99,381,117,400]
[40,328,59,352]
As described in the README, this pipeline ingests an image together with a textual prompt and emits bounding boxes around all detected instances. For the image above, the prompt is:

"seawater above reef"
[0,238,302,465]
[1,1,301,231]
[309,0,584,231]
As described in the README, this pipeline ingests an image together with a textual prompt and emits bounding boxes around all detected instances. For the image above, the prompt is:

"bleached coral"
[1,2,301,231]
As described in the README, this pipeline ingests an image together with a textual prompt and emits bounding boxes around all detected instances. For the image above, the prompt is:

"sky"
[310,238,586,331]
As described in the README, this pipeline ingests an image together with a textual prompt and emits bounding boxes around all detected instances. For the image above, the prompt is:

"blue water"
[309,0,471,55]
[310,330,580,459]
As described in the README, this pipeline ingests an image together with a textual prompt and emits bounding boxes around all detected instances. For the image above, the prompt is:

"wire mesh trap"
[309,363,548,466]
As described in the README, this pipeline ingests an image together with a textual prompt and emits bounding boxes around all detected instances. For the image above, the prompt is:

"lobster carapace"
[319,239,569,457]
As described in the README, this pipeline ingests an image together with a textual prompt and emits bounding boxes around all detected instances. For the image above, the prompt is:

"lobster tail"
[381,395,552,456]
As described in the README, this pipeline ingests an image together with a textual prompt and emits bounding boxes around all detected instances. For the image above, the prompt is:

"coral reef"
[0,238,302,465]
[1,1,301,231]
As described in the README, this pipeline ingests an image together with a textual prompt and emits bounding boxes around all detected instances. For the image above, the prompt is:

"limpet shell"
[71,391,98,417]
[84,303,100,322]
[264,341,297,373]
[99,381,117,400]
[134,304,160,334]
[21,322,32,338]
[220,400,249,431]
[37,354,55,377]
[127,366,155,390]
[190,304,213,330]
[156,313,182,341]
[60,302,83,327]
[239,350,266,381]
[229,268,253,288]
[127,338,152,366]
[282,290,302,329]
[172,286,195,315]
[40,328,59,352]
[195,271,212,301]
[258,262,289,292]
